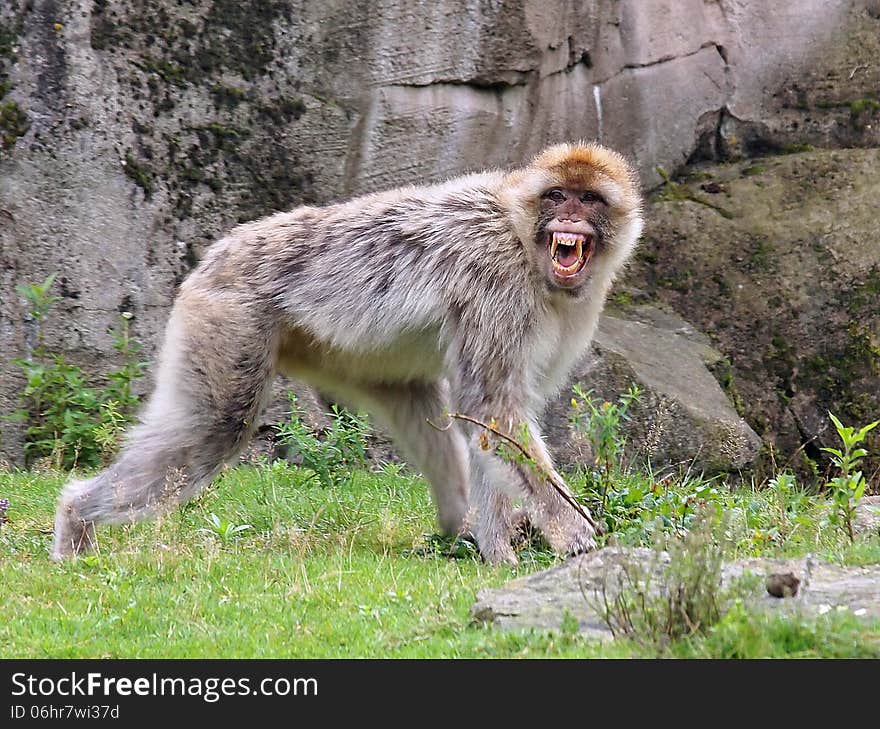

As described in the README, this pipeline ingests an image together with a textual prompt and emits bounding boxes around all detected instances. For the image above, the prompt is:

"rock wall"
[626,147,880,477]
[1,0,876,466]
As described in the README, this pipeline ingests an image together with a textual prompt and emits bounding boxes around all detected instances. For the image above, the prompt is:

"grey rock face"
[1,0,875,467]
[472,547,880,640]
[854,496,880,538]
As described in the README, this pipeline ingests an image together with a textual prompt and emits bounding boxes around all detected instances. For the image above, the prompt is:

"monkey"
[51,141,643,565]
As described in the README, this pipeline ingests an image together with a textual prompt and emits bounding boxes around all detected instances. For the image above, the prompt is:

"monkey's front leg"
[468,450,519,565]
[333,380,470,537]
[516,425,597,557]
[467,415,596,564]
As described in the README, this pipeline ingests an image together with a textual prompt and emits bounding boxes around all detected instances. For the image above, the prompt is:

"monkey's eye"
[580,191,606,204]
[544,189,567,203]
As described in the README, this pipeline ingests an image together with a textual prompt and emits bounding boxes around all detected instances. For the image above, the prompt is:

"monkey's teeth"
[550,231,588,268]
[550,231,592,277]
[551,232,586,250]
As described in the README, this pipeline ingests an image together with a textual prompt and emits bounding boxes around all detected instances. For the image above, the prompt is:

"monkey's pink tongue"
[556,249,580,268]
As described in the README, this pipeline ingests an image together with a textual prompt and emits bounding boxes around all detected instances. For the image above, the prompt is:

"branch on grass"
[427,411,602,533]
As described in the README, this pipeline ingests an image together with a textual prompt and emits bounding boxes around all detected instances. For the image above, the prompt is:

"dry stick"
[74,519,96,555]
[778,433,821,476]
[868,461,880,492]
[427,412,602,533]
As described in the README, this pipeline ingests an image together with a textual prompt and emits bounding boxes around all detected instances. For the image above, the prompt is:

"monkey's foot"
[472,507,520,566]
[51,507,96,561]
[480,544,519,567]
[478,539,519,566]
[540,509,597,558]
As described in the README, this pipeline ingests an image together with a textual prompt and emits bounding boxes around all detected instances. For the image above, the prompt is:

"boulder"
[854,495,880,538]
[545,307,762,474]
[624,148,880,475]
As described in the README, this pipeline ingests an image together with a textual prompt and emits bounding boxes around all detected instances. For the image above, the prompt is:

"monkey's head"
[504,142,643,295]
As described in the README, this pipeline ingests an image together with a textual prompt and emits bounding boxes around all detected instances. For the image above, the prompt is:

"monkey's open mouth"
[550,231,593,278]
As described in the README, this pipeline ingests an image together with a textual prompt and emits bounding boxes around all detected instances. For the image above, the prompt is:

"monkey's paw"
[478,539,519,567]
[541,509,597,558]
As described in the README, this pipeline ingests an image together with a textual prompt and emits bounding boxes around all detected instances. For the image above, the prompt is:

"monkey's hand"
[534,494,598,558]
[481,540,519,566]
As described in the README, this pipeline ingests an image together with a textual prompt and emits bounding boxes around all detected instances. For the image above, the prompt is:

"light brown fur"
[52,141,643,565]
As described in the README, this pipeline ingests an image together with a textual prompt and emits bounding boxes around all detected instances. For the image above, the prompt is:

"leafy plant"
[198,513,252,542]
[821,412,878,543]
[762,470,806,546]
[410,532,480,560]
[569,383,642,518]
[326,403,371,471]
[564,384,848,556]
[104,312,146,413]
[274,392,371,488]
[7,276,147,469]
[17,273,59,326]
[591,510,753,652]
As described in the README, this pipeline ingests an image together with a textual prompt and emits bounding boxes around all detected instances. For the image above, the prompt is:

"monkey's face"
[537,187,607,291]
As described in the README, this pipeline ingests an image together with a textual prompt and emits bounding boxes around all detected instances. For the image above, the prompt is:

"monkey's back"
[184,172,531,384]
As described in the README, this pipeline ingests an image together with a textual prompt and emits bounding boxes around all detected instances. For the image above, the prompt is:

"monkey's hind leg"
[52,297,278,560]
[343,380,470,537]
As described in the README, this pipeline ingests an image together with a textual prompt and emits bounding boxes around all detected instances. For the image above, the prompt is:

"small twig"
[849,64,868,80]
[777,432,821,477]
[866,461,880,490]
[800,553,815,600]
[680,444,704,485]
[428,412,601,532]
[75,519,96,555]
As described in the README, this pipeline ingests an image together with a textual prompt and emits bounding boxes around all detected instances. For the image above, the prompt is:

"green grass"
[668,603,880,658]
[1,463,878,658]
[0,464,601,658]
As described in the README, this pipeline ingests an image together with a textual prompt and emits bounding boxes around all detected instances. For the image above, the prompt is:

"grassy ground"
[1,462,878,658]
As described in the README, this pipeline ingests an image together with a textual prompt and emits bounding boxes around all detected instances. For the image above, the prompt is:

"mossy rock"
[628,149,880,478]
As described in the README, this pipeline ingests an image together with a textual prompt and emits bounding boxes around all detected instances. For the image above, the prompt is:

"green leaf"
[828,412,849,439]
[853,480,866,501]
[858,419,880,437]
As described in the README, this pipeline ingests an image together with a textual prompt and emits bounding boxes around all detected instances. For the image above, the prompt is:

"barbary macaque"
[52,141,643,565]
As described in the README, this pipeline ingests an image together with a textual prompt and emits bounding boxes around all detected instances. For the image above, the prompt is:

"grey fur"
[52,142,643,564]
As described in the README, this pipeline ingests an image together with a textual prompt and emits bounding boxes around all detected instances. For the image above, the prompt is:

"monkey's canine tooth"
[550,232,559,257]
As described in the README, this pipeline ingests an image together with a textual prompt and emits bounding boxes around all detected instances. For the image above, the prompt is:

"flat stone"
[472,547,880,639]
